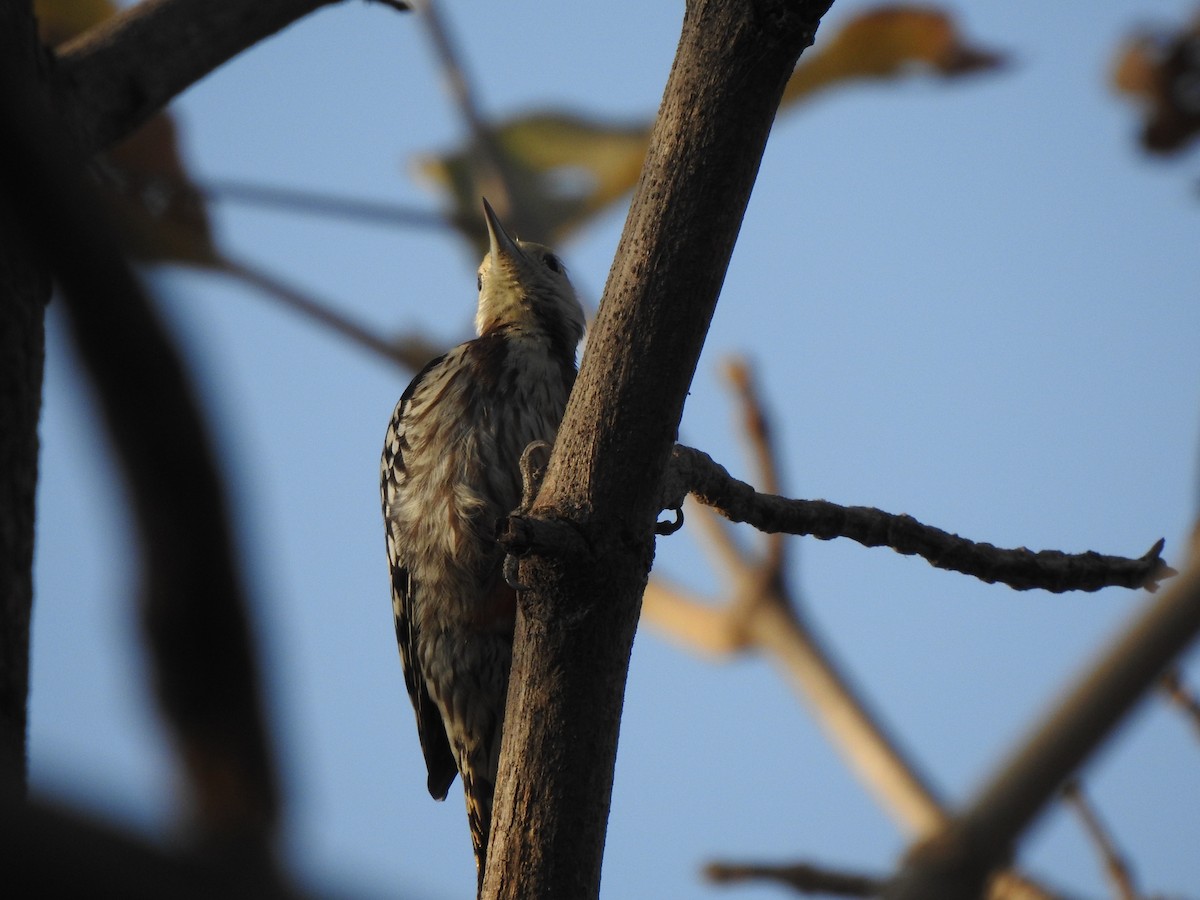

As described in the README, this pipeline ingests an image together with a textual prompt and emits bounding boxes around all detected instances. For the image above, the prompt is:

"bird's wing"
[381,354,458,800]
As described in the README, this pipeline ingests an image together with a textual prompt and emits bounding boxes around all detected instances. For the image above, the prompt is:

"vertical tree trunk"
[484,1,833,897]
[0,216,48,786]
[0,0,52,787]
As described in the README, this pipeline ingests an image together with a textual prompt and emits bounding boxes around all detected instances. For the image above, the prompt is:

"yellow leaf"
[415,6,1005,249]
[414,113,649,250]
[1111,12,1200,155]
[783,6,1006,107]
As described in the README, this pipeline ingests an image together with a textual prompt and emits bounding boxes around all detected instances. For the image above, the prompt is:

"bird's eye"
[542,253,562,273]
[477,274,483,291]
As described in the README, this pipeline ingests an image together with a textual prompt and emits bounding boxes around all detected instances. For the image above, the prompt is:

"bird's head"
[475,199,585,359]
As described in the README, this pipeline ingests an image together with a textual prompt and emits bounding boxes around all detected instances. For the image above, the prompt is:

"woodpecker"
[380,199,584,893]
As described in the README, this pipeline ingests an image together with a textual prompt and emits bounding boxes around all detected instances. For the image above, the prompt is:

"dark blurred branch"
[705,859,885,896]
[0,785,296,899]
[1062,780,1139,900]
[662,446,1174,593]
[0,0,51,787]
[1,53,279,848]
[887,559,1200,899]
[201,180,451,231]
[52,0,346,153]
[218,255,439,372]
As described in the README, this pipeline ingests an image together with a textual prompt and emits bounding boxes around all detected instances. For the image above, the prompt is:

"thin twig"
[410,0,516,217]
[1159,668,1200,741]
[705,859,885,896]
[201,180,452,231]
[1062,780,1139,900]
[688,497,753,578]
[724,358,786,570]
[664,445,1174,594]
[218,254,440,372]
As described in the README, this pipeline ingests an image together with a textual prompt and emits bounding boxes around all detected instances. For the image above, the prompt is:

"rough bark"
[483,1,835,897]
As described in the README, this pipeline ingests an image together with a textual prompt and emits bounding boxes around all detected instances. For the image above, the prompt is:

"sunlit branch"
[1159,667,1200,741]
[888,559,1200,899]
[1062,780,1139,900]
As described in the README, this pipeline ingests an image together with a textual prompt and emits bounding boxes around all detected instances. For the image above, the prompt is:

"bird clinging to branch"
[380,198,585,892]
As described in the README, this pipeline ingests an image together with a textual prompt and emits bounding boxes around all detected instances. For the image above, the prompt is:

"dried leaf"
[1112,13,1200,155]
[783,5,1007,107]
[100,115,219,266]
[36,0,218,265]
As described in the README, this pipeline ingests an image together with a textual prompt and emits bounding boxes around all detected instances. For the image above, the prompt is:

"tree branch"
[483,2,833,897]
[705,858,885,896]
[664,445,1174,593]
[1061,780,1139,900]
[52,0,347,153]
[201,179,450,231]
[0,784,296,898]
[0,0,52,787]
[1159,667,1200,741]
[887,557,1200,899]
[644,364,1061,900]
[218,254,438,371]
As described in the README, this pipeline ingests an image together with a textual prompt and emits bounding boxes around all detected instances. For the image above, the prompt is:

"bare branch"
[641,580,754,656]
[705,858,885,896]
[1159,668,1200,741]
[1062,780,1139,900]
[201,180,451,231]
[647,363,951,839]
[723,358,788,570]
[53,0,345,154]
[665,445,1174,593]
[218,255,438,371]
[644,361,1075,900]
[410,0,521,223]
[887,558,1200,899]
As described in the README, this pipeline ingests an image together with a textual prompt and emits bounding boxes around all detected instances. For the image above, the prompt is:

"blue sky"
[30,1,1200,897]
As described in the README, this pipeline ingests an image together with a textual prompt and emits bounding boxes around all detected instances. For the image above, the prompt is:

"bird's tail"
[462,767,494,897]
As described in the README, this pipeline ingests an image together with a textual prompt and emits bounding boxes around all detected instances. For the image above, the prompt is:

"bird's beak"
[482,197,521,266]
